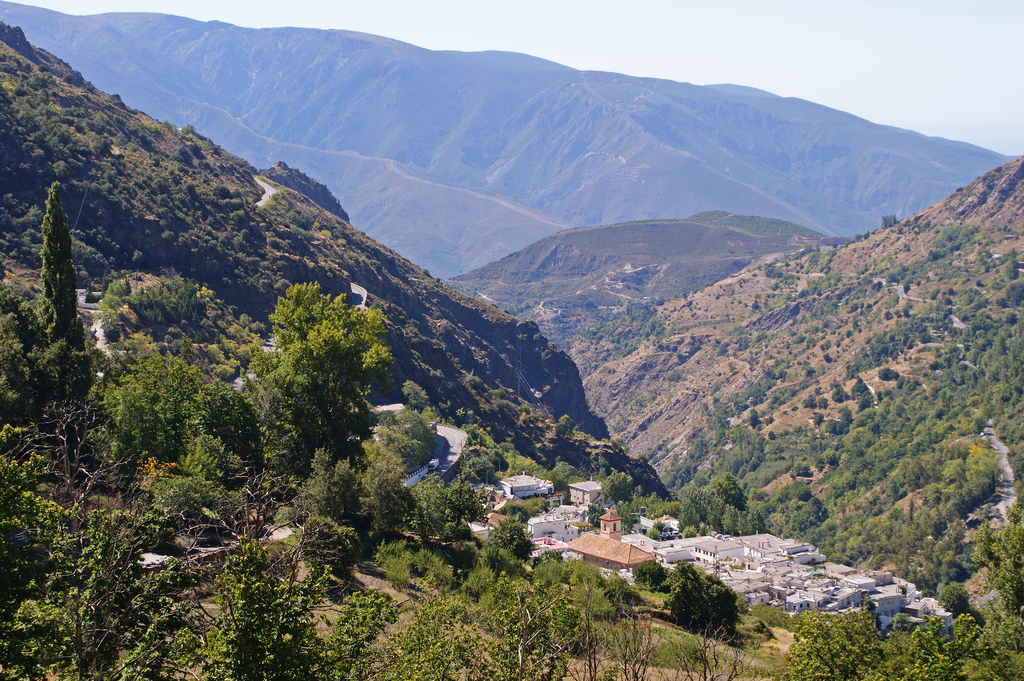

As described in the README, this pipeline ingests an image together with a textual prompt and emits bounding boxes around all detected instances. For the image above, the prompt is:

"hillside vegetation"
[0,2,1010,275]
[452,216,814,346]
[575,155,1024,590]
[0,23,668,492]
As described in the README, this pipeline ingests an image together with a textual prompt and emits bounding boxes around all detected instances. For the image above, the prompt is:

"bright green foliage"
[376,592,485,680]
[251,282,392,474]
[29,507,185,681]
[781,610,882,681]
[938,583,971,619]
[325,589,396,678]
[401,379,430,411]
[38,182,83,350]
[203,540,327,681]
[194,380,262,479]
[974,499,1024,630]
[410,477,484,542]
[0,298,36,422]
[976,504,1024,628]
[709,472,747,512]
[633,559,667,591]
[487,517,534,563]
[486,576,580,681]
[376,408,436,469]
[601,470,634,504]
[0,444,45,676]
[302,448,361,523]
[360,444,412,537]
[553,414,574,438]
[664,562,740,634]
[105,354,203,465]
[898,615,980,681]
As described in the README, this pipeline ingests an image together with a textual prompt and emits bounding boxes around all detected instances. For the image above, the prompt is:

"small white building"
[500,474,555,499]
[528,512,587,543]
[569,481,602,506]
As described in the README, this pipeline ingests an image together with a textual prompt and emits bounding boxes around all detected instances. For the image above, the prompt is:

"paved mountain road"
[986,420,1017,526]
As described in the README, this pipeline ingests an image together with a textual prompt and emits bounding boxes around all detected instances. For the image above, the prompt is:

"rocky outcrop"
[262,161,349,222]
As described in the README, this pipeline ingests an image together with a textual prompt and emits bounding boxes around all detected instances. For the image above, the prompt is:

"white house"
[500,474,554,499]
[528,512,587,543]
[569,481,602,506]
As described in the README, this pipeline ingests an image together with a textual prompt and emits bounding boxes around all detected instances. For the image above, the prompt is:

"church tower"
[599,508,622,541]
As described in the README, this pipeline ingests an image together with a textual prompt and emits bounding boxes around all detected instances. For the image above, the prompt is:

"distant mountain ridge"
[0,2,1010,276]
[452,213,815,345]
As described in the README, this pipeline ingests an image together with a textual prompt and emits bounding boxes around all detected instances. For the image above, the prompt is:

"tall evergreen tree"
[38,182,83,349]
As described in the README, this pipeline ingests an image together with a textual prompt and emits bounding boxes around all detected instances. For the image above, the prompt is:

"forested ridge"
[577,155,1024,595]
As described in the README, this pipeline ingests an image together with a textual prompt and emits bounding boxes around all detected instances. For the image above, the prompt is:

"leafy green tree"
[892,613,916,633]
[899,615,980,681]
[324,589,396,678]
[0,285,47,422]
[554,414,575,438]
[488,516,534,562]
[633,559,667,591]
[710,472,747,512]
[976,503,1024,624]
[486,576,580,681]
[360,443,412,537]
[587,502,604,527]
[938,583,971,619]
[302,448,361,523]
[202,540,326,681]
[31,507,186,681]
[781,610,882,681]
[194,380,262,479]
[376,591,484,680]
[440,480,485,541]
[664,562,740,634]
[602,471,634,504]
[0,444,46,677]
[250,282,392,474]
[402,380,430,411]
[376,408,436,469]
[105,354,203,465]
[38,182,83,350]
[410,475,448,541]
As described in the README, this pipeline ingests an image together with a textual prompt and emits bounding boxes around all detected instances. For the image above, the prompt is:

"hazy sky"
[14,0,1024,155]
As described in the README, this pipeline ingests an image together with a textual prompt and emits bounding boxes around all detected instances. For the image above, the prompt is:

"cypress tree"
[38,182,83,349]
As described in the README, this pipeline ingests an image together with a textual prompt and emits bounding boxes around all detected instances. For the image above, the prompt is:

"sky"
[13,0,1024,155]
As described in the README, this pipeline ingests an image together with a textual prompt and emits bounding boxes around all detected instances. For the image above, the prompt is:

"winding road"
[349,283,368,309]
[985,420,1017,526]
[255,178,278,207]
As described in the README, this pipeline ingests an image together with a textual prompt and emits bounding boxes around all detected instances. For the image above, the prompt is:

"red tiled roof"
[568,534,652,569]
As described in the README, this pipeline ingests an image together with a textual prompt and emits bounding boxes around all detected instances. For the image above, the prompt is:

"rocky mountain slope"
[0,23,677,493]
[452,213,822,346]
[0,2,1009,276]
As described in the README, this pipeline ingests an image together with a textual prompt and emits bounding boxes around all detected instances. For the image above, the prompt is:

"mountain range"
[0,2,1010,277]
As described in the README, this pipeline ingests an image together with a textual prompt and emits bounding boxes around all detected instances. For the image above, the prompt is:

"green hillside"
[575,155,1024,592]
[685,210,822,237]
[0,22,673,494]
[453,217,812,346]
